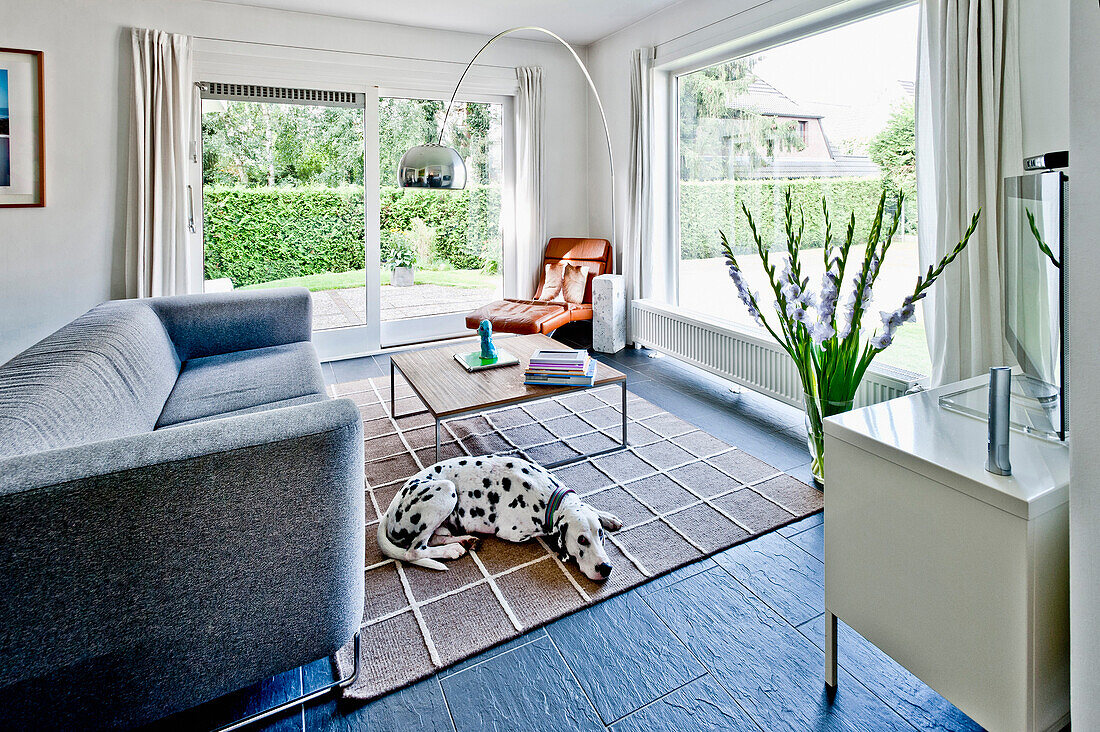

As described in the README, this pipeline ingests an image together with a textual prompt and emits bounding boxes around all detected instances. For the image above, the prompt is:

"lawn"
[875,321,932,377]
[240,267,499,292]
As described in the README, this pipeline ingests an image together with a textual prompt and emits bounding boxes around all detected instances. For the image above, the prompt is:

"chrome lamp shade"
[397,144,467,190]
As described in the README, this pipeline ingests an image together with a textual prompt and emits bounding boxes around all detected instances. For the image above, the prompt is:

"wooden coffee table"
[389,334,628,467]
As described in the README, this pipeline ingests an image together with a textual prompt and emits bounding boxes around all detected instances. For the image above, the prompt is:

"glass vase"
[803,392,855,488]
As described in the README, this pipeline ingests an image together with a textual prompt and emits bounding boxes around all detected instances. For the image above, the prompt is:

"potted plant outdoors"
[721,188,980,487]
[388,233,417,287]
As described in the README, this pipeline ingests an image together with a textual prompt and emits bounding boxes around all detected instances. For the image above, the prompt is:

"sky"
[751,4,919,146]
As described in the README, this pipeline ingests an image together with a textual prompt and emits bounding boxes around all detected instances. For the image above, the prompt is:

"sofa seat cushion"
[156,342,326,428]
[159,393,329,429]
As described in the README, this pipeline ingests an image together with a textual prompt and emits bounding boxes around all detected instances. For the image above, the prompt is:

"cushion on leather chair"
[541,238,613,303]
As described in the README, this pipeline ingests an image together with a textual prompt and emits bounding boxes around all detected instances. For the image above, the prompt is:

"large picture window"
[675,4,923,374]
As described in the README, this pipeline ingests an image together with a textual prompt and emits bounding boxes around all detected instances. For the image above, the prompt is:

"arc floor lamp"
[398,26,617,256]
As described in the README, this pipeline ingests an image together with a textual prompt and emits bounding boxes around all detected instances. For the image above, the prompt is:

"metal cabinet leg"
[390,360,396,416]
[435,419,441,463]
[825,610,838,690]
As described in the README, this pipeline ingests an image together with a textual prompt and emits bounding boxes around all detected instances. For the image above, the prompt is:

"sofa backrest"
[0,301,181,459]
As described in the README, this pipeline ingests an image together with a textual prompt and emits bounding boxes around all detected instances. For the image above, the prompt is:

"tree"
[678,58,805,180]
[868,101,916,232]
[202,101,363,188]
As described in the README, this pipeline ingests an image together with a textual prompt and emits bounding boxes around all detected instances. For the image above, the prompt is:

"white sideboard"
[823,375,1069,732]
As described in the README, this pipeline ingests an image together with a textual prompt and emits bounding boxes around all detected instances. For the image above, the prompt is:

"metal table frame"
[390,359,628,468]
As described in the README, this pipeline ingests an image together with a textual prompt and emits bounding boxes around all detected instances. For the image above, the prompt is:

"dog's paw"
[597,511,623,532]
[439,543,467,560]
[462,536,482,551]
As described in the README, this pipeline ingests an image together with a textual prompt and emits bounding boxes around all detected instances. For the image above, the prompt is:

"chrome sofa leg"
[213,632,361,732]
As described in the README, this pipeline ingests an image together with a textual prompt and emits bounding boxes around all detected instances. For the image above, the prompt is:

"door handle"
[187,185,196,234]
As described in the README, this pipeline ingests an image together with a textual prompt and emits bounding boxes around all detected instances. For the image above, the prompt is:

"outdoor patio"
[311,283,497,330]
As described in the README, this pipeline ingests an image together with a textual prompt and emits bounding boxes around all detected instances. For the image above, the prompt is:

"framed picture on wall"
[0,48,45,208]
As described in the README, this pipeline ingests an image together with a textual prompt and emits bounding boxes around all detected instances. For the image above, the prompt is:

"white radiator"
[631,299,922,409]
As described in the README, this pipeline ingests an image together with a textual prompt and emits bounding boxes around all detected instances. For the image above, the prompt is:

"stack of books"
[524,348,596,387]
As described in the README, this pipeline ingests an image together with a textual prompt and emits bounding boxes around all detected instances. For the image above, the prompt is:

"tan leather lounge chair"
[465,237,613,335]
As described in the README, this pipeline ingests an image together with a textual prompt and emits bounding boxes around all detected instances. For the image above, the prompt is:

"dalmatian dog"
[377,455,623,581]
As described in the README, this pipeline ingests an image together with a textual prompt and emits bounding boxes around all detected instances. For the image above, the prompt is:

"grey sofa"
[0,288,365,729]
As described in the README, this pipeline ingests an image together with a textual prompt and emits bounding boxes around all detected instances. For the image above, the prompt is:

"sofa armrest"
[0,398,364,718]
[148,287,313,361]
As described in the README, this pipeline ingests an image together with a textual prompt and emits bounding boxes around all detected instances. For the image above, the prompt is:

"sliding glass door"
[193,83,513,358]
[377,93,509,347]
[199,87,367,336]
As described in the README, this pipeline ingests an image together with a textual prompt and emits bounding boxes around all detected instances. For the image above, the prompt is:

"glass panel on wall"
[676,4,925,374]
[378,97,504,324]
[200,98,366,332]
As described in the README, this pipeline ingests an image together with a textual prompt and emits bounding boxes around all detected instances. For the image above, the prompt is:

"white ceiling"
[204,0,682,45]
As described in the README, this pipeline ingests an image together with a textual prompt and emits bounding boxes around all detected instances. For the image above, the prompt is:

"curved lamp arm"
[439,26,616,261]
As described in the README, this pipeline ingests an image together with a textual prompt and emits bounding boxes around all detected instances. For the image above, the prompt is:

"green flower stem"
[720,187,981,484]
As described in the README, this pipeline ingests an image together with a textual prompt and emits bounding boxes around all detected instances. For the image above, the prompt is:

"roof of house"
[737,154,882,180]
[725,79,822,119]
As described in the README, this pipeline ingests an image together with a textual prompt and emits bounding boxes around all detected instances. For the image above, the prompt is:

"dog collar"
[545,485,576,531]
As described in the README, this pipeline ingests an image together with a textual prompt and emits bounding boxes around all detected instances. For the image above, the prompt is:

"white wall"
[1068,1,1100,726]
[585,0,1071,268]
[0,0,591,364]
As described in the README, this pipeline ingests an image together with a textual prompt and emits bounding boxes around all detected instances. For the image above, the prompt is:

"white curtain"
[916,0,1022,385]
[126,28,194,299]
[625,47,655,343]
[514,66,545,299]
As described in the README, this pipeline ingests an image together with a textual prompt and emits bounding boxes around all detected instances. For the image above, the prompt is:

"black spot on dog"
[523,481,530,489]
[487,491,500,505]
[435,466,442,473]
[472,490,482,499]
[512,525,518,531]
[521,467,530,474]
[410,513,420,524]
[483,478,491,488]
[475,460,482,466]
[458,507,466,516]
[488,513,496,523]
[501,477,511,492]
[506,462,513,468]
[459,460,467,465]
[395,510,403,521]
[470,506,486,518]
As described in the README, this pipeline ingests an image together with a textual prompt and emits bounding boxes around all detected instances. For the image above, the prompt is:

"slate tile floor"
[160,326,979,732]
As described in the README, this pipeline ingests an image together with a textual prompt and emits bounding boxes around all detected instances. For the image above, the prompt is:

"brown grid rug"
[330,374,822,701]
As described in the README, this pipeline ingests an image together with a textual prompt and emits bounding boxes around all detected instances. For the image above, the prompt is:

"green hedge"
[204,178,891,287]
[679,177,890,259]
[203,187,366,287]
[203,185,501,286]
[380,186,501,270]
